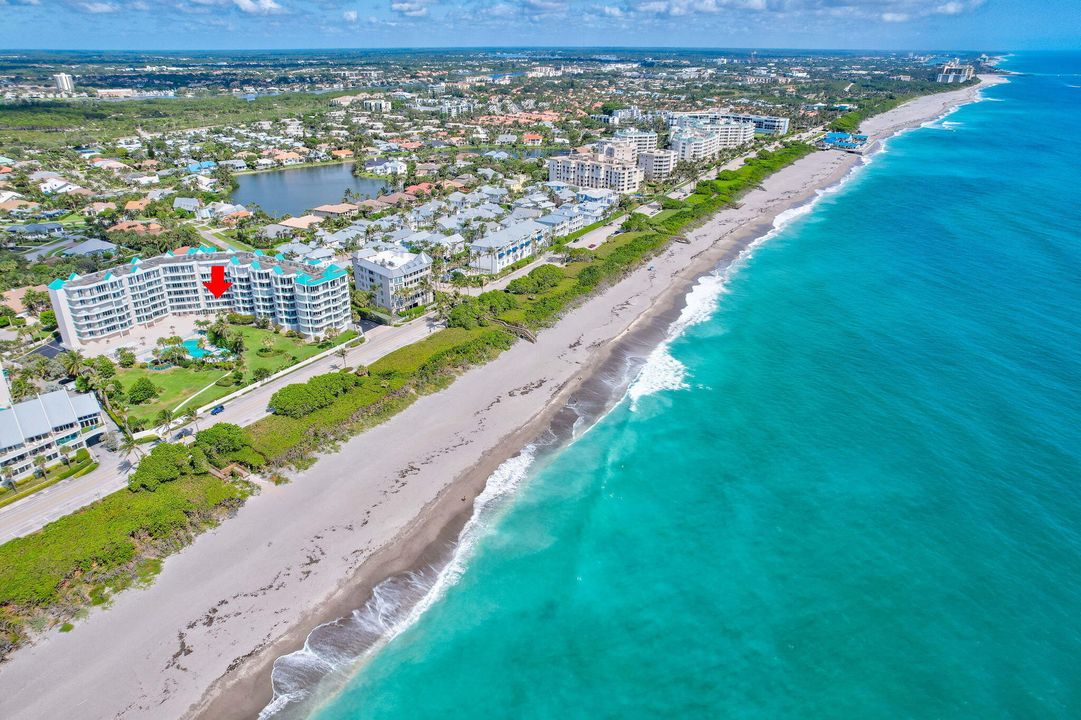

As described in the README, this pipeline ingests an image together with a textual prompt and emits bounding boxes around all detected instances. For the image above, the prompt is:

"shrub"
[128,443,192,492]
[126,377,159,405]
[268,371,359,418]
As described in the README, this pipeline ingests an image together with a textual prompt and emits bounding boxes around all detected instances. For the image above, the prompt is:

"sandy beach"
[0,76,1004,720]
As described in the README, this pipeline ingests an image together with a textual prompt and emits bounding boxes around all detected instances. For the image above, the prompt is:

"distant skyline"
[0,0,1077,52]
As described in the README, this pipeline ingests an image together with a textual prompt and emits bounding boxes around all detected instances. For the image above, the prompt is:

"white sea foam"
[261,446,538,719]
[626,166,860,412]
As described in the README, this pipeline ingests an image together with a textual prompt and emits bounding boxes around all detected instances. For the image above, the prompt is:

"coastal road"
[0,315,444,543]
[0,448,129,545]
[204,315,444,429]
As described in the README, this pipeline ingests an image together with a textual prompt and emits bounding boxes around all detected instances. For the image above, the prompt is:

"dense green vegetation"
[0,92,352,148]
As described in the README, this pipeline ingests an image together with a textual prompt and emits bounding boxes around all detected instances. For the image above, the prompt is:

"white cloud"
[390,0,429,17]
[342,8,358,21]
[602,4,626,17]
[881,11,908,21]
[934,1,964,14]
[233,0,281,14]
[81,1,118,11]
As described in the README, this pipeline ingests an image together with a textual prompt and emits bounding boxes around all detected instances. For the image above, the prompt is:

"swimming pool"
[182,339,210,359]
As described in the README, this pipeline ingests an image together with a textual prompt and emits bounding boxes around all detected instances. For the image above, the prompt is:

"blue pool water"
[182,339,210,359]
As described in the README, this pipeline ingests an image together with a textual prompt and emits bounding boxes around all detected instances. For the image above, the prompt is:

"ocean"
[288,53,1081,719]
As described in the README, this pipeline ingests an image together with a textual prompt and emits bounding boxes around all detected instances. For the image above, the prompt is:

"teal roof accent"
[254,249,265,256]
[274,253,285,261]
[230,256,240,265]
[251,261,261,270]
[48,279,65,290]
[130,257,140,265]
[68,272,78,280]
[296,265,348,286]
[104,271,113,281]
[272,265,283,275]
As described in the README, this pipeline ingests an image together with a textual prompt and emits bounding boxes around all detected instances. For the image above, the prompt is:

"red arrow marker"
[203,265,232,298]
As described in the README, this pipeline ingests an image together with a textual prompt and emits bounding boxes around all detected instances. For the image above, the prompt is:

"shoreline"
[0,76,1004,720]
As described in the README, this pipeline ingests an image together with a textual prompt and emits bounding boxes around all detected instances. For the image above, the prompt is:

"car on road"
[210,405,225,415]
[172,428,193,440]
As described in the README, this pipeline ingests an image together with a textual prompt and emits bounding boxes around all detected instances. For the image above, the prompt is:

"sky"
[0,0,1076,51]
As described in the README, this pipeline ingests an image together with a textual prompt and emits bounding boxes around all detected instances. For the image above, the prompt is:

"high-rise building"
[669,121,755,162]
[547,153,644,194]
[613,128,659,155]
[936,61,975,83]
[48,247,354,351]
[352,248,433,313]
[669,110,790,136]
[53,73,75,93]
[638,149,677,180]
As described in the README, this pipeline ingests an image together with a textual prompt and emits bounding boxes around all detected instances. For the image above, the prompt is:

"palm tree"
[119,431,143,468]
[33,455,47,478]
[58,350,86,380]
[156,408,174,432]
[183,406,199,432]
[335,344,349,367]
[59,444,73,466]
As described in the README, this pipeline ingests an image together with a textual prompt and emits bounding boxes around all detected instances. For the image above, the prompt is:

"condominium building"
[48,247,354,351]
[469,220,547,274]
[937,62,975,83]
[613,128,659,155]
[352,248,433,313]
[595,139,638,164]
[717,112,790,136]
[547,153,644,194]
[669,120,754,162]
[361,98,392,112]
[53,73,75,93]
[0,386,102,481]
[638,149,678,180]
[669,110,790,136]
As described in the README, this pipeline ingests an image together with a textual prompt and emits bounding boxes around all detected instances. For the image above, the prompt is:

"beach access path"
[0,77,1003,720]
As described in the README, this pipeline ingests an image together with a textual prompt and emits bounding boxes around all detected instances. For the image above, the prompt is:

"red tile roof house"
[404,183,435,196]
[522,133,544,146]
[107,220,163,235]
[331,149,355,159]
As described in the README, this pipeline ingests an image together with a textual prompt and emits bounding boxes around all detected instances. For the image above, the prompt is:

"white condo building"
[613,128,659,155]
[669,121,754,162]
[548,153,644,194]
[53,73,75,93]
[669,110,790,136]
[638,149,678,180]
[352,248,433,313]
[48,247,354,351]
[937,62,975,83]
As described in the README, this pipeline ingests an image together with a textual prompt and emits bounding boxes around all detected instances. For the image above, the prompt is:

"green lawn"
[117,326,358,425]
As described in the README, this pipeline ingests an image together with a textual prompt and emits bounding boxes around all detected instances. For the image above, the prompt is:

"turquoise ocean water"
[302,53,1081,719]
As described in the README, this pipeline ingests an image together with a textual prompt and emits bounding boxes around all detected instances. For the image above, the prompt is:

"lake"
[230,162,390,217]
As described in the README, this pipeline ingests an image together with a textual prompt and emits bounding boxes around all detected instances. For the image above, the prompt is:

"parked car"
[210,405,225,415]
